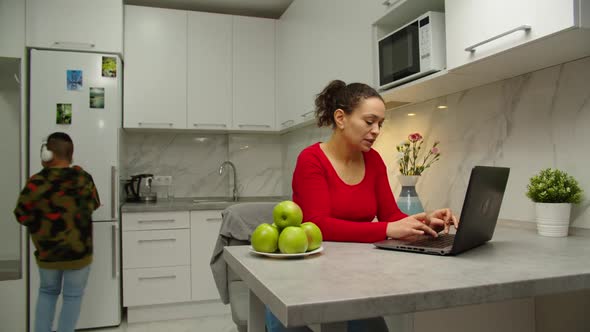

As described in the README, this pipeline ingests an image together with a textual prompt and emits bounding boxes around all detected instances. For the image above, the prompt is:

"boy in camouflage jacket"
[14,132,100,332]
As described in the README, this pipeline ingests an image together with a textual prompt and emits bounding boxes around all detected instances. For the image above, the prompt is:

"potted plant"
[526,168,583,237]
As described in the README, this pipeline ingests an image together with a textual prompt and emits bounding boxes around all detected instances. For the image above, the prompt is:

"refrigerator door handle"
[111,166,117,219]
[112,223,119,279]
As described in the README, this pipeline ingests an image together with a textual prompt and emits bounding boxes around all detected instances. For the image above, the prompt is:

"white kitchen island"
[223,221,590,331]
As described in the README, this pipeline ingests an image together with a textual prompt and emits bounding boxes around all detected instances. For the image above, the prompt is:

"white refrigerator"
[28,49,121,330]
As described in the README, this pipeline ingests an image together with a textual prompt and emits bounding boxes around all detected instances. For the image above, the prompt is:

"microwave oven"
[377,11,446,91]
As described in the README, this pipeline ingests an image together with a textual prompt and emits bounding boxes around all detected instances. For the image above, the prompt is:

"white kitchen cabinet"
[379,0,590,109]
[275,0,384,131]
[446,0,581,71]
[122,210,190,231]
[187,12,233,130]
[190,210,223,302]
[26,0,123,54]
[0,0,24,58]
[232,16,276,131]
[123,266,191,307]
[122,211,191,307]
[123,229,191,269]
[275,8,310,130]
[124,5,187,129]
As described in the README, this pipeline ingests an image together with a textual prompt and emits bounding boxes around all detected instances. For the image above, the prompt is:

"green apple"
[300,222,323,251]
[273,200,303,230]
[278,226,308,254]
[251,223,279,253]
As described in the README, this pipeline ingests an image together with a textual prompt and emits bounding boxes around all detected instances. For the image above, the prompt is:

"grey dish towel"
[210,202,277,304]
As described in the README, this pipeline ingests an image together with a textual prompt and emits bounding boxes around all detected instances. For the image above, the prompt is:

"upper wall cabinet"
[187,12,233,130]
[276,0,385,131]
[232,16,276,131]
[26,0,123,54]
[275,7,309,130]
[446,0,587,72]
[124,6,187,129]
[124,6,276,131]
[379,0,590,108]
[0,0,25,58]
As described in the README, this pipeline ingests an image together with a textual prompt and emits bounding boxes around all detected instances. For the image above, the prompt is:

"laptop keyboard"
[411,233,455,248]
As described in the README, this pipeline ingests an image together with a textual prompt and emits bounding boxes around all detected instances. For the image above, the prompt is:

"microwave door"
[379,22,420,86]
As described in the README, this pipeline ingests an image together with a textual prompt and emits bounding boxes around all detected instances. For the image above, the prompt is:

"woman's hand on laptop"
[413,208,459,234]
[386,216,439,240]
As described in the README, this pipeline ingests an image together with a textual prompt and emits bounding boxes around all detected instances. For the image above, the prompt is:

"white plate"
[249,246,324,258]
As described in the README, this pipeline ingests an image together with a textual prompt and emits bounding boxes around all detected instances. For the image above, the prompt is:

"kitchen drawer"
[122,211,190,231]
[123,265,191,307]
[123,229,190,268]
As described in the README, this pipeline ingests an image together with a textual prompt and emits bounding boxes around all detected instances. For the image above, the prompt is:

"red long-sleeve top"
[292,143,407,243]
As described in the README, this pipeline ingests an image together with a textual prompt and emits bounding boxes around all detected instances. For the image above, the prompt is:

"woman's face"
[340,97,385,152]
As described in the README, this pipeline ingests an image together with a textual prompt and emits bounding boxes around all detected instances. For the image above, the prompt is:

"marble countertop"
[223,220,590,328]
[121,196,285,212]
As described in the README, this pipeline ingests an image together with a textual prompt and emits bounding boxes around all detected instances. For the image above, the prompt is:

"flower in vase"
[395,133,441,176]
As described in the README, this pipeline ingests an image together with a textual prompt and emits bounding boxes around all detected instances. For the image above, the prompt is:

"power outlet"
[152,175,172,186]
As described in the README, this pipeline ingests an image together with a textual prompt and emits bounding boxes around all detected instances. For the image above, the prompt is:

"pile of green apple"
[251,200,323,254]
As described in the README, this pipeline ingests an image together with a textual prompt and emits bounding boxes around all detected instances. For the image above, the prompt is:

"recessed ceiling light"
[437,105,448,109]
[407,113,416,116]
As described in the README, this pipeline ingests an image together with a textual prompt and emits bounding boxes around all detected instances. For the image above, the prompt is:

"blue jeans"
[265,307,388,332]
[35,266,91,332]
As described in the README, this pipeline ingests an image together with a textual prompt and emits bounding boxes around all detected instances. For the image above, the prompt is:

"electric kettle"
[124,173,157,203]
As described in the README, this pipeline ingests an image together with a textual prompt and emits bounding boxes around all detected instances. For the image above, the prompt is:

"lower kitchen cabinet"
[190,210,224,301]
[122,211,192,307]
[122,209,224,307]
[123,266,192,307]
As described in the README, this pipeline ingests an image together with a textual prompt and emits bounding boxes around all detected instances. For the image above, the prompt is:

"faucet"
[219,161,238,201]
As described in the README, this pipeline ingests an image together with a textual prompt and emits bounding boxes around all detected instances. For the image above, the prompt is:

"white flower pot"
[535,203,572,237]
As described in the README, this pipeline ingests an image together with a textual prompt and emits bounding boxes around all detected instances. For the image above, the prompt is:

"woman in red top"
[292,80,458,243]
[264,80,460,331]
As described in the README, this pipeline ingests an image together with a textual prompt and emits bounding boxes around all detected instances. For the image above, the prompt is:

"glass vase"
[397,175,424,215]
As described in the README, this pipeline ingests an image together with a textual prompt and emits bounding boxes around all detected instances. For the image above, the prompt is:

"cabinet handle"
[138,122,173,127]
[300,110,315,118]
[465,25,532,52]
[205,218,222,222]
[193,123,227,128]
[138,238,176,243]
[111,166,117,219]
[138,275,176,281]
[280,120,295,127]
[53,41,95,49]
[238,124,271,128]
[138,219,175,224]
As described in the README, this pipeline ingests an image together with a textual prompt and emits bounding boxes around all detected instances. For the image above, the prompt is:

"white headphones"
[40,141,54,162]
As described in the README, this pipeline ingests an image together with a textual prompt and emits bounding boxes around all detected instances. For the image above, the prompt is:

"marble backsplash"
[281,56,590,229]
[121,132,283,199]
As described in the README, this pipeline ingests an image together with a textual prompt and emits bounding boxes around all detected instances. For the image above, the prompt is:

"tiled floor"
[86,314,239,332]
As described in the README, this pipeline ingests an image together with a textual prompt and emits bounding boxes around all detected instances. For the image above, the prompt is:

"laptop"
[374,166,510,256]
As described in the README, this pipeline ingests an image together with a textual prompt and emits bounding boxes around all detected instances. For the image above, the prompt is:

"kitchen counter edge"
[120,196,286,213]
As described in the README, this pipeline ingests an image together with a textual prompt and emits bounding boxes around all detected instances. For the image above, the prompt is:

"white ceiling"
[124,0,294,19]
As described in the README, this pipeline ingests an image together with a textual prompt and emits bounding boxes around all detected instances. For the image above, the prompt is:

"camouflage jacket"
[14,166,100,269]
